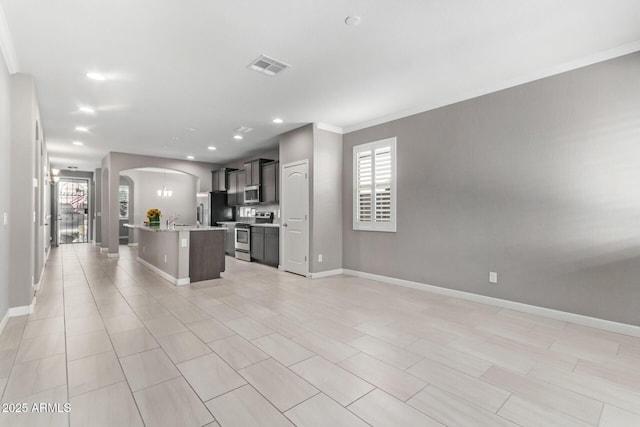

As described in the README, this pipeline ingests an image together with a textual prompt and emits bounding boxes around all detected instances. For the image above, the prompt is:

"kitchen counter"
[250,223,280,228]
[125,224,226,232]
[124,224,225,285]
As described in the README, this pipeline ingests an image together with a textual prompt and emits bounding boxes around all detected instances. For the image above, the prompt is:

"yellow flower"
[146,208,162,219]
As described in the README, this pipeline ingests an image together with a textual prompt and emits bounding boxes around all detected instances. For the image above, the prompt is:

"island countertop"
[124,224,226,232]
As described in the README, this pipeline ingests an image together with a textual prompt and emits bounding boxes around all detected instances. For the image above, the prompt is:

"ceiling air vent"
[235,126,253,134]
[248,55,290,76]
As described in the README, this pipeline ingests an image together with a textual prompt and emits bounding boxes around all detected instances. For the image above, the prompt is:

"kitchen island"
[125,224,226,285]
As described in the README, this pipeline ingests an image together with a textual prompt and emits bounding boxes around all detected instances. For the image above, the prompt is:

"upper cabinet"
[244,159,272,187]
[211,168,236,192]
[262,161,279,204]
[221,159,278,206]
[226,170,245,206]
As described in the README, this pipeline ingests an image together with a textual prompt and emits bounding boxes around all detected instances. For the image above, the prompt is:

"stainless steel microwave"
[244,185,260,204]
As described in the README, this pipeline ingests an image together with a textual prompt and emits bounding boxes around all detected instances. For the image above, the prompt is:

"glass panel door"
[58,179,89,244]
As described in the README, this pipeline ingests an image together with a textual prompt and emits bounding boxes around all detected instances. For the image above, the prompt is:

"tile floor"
[0,244,639,426]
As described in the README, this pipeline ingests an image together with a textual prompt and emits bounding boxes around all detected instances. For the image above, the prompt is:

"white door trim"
[280,159,309,276]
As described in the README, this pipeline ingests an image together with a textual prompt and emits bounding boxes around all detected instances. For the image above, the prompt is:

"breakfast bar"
[125,224,226,285]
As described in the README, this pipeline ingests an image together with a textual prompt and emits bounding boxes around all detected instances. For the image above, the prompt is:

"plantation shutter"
[374,146,392,223]
[356,150,372,224]
[353,138,396,232]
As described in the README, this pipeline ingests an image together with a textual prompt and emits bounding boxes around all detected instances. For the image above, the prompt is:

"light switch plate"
[3,212,6,225]
[181,238,188,248]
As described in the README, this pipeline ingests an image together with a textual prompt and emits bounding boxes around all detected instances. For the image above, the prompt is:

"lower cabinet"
[225,225,235,256]
[264,227,279,267]
[251,227,265,262]
[251,226,279,267]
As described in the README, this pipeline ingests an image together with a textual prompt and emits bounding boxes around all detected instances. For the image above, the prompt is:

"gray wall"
[0,49,10,318]
[94,168,101,244]
[121,169,197,238]
[138,229,189,281]
[278,124,344,274]
[9,74,41,307]
[343,52,640,326]
[279,124,313,272]
[100,152,216,255]
[311,125,343,272]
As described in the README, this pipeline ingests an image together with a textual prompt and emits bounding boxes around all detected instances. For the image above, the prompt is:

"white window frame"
[353,137,397,232]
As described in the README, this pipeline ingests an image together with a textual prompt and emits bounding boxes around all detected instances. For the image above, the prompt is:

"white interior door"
[281,160,309,276]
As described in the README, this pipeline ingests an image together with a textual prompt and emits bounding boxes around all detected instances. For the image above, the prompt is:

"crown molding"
[0,3,19,73]
[344,40,640,134]
[315,122,344,134]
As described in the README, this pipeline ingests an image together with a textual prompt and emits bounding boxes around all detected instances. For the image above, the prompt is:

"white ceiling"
[1,0,639,172]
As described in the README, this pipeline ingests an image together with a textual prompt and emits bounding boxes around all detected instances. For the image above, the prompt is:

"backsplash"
[237,203,280,223]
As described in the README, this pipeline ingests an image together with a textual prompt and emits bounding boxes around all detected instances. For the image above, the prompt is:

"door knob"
[283,223,288,227]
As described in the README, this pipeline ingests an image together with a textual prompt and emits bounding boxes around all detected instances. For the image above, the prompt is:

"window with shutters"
[353,137,396,232]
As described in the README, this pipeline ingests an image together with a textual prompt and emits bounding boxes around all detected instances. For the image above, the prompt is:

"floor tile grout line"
[71,244,149,427]
[79,245,219,424]
[61,248,71,427]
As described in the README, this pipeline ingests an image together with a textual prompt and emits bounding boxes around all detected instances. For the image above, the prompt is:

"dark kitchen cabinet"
[226,170,246,206]
[251,226,279,267]
[223,224,236,256]
[264,227,279,267]
[227,171,238,206]
[250,227,265,262]
[262,161,279,204]
[244,159,272,187]
[211,168,236,192]
[237,170,246,205]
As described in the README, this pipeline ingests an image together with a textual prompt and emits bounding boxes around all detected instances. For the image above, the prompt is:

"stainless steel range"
[234,223,251,261]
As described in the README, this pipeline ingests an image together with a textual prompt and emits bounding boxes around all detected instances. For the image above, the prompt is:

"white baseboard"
[0,310,9,336]
[107,253,119,259]
[8,296,36,317]
[137,257,190,286]
[309,268,344,279]
[342,269,640,338]
[128,242,139,247]
[33,261,47,291]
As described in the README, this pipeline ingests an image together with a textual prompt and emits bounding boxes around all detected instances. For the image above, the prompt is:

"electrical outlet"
[489,271,498,284]
[164,254,167,263]
[3,212,7,225]
[318,254,323,262]
[181,238,188,248]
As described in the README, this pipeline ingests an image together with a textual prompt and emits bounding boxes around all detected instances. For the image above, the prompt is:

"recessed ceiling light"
[72,141,83,146]
[86,72,105,81]
[233,135,243,140]
[207,146,216,150]
[186,127,198,132]
[272,118,283,124]
[345,16,362,26]
[75,126,89,132]
[79,106,95,114]
[186,155,195,160]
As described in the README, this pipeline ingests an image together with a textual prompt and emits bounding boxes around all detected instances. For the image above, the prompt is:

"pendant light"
[157,170,172,198]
